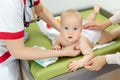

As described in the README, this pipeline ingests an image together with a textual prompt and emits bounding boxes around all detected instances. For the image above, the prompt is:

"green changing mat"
[25,9,120,80]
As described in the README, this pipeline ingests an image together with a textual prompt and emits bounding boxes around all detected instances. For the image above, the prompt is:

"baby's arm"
[79,42,94,66]
[68,39,94,72]
[52,35,62,50]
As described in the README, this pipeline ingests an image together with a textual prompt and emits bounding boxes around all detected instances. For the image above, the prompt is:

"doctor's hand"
[83,21,108,30]
[62,42,80,57]
[84,56,107,71]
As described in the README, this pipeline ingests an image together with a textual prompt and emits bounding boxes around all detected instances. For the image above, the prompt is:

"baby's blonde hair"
[61,9,83,25]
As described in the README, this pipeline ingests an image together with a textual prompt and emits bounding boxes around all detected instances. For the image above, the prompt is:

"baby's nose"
[68,29,73,34]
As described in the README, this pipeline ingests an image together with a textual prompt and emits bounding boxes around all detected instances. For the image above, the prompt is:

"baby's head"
[60,9,83,43]
[61,9,83,26]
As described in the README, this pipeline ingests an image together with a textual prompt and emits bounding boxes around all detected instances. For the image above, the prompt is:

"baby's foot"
[112,28,120,38]
[93,4,100,15]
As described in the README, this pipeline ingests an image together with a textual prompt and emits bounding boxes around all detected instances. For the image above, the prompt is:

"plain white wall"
[41,0,94,15]
[41,0,120,15]
[93,0,120,13]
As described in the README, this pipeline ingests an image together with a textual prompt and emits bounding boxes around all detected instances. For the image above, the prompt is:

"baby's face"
[60,16,82,43]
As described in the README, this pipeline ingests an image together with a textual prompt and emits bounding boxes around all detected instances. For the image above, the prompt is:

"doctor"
[0,0,80,80]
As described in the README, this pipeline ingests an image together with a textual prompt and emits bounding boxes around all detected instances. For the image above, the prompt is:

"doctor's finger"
[84,60,93,66]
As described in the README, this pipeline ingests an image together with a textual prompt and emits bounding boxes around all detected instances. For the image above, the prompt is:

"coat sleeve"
[109,10,120,24]
[106,52,120,65]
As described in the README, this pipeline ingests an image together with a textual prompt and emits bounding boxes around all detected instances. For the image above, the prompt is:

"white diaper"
[82,29,101,45]
[81,20,101,45]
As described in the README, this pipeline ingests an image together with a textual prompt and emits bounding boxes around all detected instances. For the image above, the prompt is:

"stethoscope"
[23,0,40,27]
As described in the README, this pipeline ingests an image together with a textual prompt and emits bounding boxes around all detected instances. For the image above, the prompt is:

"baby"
[52,5,101,71]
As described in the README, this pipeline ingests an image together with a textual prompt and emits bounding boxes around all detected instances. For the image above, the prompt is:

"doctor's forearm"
[35,4,60,31]
[5,38,64,60]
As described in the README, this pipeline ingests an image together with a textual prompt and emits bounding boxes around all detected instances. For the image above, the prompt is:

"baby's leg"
[86,4,100,21]
[98,28,120,44]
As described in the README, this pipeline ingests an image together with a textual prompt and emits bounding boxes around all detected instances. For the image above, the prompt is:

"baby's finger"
[68,64,75,71]
[68,66,73,72]
[75,46,79,50]
[69,67,75,72]
[68,63,74,69]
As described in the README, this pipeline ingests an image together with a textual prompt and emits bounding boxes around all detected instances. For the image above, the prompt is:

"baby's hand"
[52,45,61,50]
[68,60,83,72]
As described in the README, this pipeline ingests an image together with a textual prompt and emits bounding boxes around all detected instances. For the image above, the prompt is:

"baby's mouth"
[68,36,73,39]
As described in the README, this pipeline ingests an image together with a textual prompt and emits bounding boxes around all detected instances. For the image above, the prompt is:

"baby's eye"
[73,27,78,30]
[64,27,68,30]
